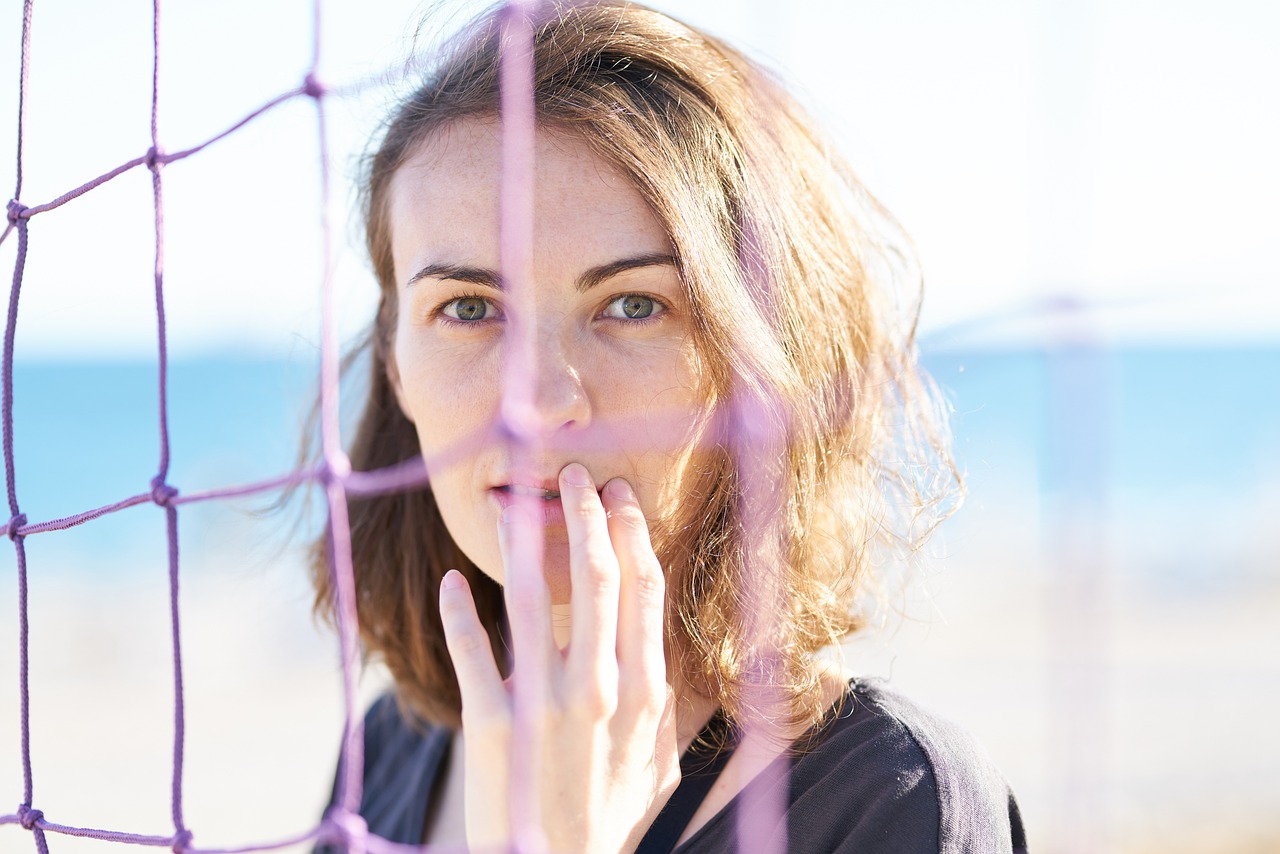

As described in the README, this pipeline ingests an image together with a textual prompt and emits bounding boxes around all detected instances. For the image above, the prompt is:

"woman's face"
[387,118,705,602]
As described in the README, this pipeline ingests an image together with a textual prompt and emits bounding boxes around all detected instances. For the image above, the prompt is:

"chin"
[477,539,575,606]
[541,542,575,605]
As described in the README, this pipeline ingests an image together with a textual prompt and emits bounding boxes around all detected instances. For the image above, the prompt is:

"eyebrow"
[405,253,678,292]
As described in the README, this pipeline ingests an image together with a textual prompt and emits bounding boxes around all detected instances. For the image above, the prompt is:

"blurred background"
[1,0,1277,851]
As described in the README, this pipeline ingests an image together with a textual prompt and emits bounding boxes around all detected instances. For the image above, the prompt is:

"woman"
[315,1,1028,851]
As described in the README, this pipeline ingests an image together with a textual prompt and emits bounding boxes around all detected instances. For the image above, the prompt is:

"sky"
[0,0,1277,359]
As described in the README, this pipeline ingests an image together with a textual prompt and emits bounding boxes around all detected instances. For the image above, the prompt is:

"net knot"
[170,828,193,852]
[17,805,43,830]
[6,513,27,541]
[145,146,165,172]
[327,809,367,851]
[150,477,178,507]
[317,809,368,854]
[321,453,352,484]
[6,199,28,224]
[303,73,326,98]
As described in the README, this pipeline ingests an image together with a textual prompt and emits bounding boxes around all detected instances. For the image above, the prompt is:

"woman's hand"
[438,463,680,853]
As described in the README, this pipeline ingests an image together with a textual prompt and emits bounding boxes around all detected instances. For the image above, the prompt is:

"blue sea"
[4,347,1278,584]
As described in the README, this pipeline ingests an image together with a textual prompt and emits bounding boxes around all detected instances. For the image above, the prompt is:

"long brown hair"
[312,0,959,733]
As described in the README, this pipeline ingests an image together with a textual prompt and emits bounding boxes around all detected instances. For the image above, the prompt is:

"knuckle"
[580,555,618,595]
[446,624,490,658]
[630,556,665,601]
[569,682,617,719]
[571,499,601,525]
[504,580,548,617]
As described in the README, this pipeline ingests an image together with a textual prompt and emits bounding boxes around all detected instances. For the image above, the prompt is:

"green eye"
[606,294,658,320]
[444,297,493,321]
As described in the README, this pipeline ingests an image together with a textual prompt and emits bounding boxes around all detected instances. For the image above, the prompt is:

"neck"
[673,685,720,752]
[550,603,573,649]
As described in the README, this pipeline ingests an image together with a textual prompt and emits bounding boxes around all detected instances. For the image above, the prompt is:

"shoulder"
[353,693,452,845]
[360,692,422,769]
[780,678,1028,853]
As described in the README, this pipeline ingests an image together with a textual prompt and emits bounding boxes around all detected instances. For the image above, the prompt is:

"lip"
[489,484,567,527]
[487,481,605,527]
[494,479,563,496]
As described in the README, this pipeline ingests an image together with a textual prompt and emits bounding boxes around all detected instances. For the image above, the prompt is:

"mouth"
[487,477,610,530]
[493,484,562,501]
[488,482,574,529]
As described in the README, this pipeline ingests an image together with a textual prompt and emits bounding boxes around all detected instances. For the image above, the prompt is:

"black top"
[319,678,1029,853]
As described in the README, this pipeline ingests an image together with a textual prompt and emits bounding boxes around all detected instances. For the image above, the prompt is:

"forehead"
[386,118,673,280]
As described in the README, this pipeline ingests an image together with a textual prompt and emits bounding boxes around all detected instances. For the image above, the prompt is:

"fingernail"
[605,478,634,500]
[562,462,593,488]
[441,569,463,592]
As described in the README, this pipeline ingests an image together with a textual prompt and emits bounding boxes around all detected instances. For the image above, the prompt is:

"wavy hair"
[311,0,960,734]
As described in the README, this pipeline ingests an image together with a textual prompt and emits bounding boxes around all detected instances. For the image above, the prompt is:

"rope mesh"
[0,0,1128,851]
[0,0,451,850]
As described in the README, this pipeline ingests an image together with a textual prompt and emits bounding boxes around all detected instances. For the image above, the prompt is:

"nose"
[499,323,591,442]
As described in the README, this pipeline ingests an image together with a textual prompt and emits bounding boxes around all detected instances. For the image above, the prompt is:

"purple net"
[0,0,455,851]
[0,0,1127,850]
[5,0,916,848]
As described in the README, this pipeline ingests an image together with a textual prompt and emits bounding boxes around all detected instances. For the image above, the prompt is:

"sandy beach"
[3,494,1279,853]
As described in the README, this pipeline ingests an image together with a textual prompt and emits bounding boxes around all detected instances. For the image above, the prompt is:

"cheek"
[619,382,710,518]
[622,347,707,461]
[396,339,500,456]
[395,344,505,579]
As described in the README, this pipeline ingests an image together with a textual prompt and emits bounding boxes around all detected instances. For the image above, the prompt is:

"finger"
[461,729,512,852]
[438,570,507,724]
[602,477,666,702]
[498,502,556,698]
[560,462,621,689]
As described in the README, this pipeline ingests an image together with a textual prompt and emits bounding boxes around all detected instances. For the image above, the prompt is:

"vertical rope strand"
[731,392,790,854]
[163,501,188,850]
[306,2,368,848]
[14,541,48,854]
[313,14,339,470]
[145,0,190,846]
[8,227,47,854]
[4,222,29,786]
[4,1,32,516]
[12,0,31,202]
[150,0,171,483]
[2,218,25,519]
[3,220,26,525]
[496,3,544,850]
[497,0,537,435]
[316,93,365,813]
[6,3,46,852]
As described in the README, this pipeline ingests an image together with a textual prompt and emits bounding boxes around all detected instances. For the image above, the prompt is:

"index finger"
[499,502,557,698]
